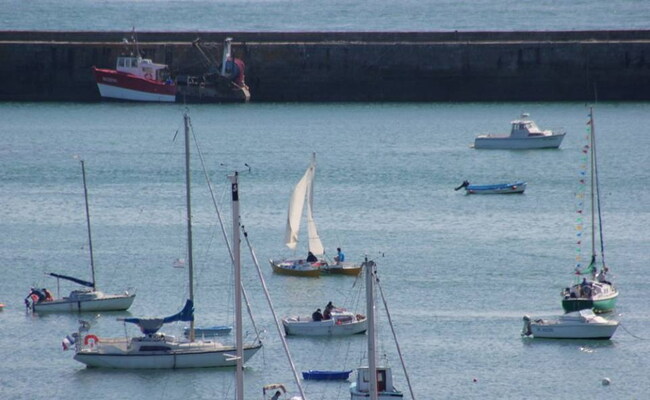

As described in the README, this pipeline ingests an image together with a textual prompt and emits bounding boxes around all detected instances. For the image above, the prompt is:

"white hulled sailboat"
[71,112,261,368]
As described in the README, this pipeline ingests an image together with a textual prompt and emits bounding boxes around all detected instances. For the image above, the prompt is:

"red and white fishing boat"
[92,55,176,102]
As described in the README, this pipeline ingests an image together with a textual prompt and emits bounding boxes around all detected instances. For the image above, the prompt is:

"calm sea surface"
[2,2,650,398]
[1,102,649,400]
[2,0,649,32]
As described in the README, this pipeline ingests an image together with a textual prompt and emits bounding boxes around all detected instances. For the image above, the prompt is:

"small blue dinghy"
[302,370,353,380]
[455,180,526,194]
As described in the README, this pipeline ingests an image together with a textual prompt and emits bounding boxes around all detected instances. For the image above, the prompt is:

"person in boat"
[334,247,345,264]
[306,251,318,263]
[42,288,54,301]
[580,278,592,297]
[312,308,323,322]
[454,180,470,191]
[323,301,335,320]
[597,267,612,285]
[25,287,46,306]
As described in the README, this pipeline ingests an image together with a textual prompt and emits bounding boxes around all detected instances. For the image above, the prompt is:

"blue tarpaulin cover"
[121,299,194,334]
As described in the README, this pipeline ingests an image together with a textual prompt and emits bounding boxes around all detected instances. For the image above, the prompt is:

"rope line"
[619,323,650,340]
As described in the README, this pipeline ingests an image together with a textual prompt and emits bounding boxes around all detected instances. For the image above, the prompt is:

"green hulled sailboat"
[561,108,618,313]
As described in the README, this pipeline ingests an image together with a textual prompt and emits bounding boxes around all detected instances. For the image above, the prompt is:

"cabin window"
[118,58,125,67]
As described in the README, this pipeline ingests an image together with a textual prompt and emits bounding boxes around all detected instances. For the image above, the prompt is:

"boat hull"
[562,292,618,314]
[93,67,176,102]
[303,370,353,380]
[270,260,321,277]
[474,133,565,149]
[32,293,135,313]
[465,182,526,194]
[283,318,367,336]
[74,342,262,369]
[320,262,362,276]
[175,76,250,103]
[529,322,618,339]
[350,383,404,399]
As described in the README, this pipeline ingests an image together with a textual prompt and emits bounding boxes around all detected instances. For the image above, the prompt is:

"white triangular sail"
[283,154,324,255]
[306,159,324,255]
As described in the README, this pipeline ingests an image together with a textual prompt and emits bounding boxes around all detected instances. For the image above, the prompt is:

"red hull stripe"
[92,67,176,96]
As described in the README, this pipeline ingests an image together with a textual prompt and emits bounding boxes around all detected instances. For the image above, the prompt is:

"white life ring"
[144,73,153,80]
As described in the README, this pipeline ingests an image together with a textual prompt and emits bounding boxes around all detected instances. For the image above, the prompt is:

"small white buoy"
[602,377,611,386]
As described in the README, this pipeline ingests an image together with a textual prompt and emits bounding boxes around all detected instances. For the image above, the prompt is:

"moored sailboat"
[71,112,261,368]
[561,107,618,313]
[25,160,135,313]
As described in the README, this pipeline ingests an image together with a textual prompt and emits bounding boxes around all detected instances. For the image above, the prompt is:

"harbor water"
[3,0,650,398]
[1,101,649,399]
[2,0,649,32]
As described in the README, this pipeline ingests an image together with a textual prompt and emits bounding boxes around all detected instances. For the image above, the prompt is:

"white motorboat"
[474,113,565,149]
[522,309,619,340]
[72,113,261,369]
[25,160,135,313]
[283,309,367,336]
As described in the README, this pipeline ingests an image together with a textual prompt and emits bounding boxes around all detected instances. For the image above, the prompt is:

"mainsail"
[284,153,324,255]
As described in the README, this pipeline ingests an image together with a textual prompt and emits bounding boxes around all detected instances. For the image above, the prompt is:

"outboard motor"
[454,180,470,191]
[522,315,532,337]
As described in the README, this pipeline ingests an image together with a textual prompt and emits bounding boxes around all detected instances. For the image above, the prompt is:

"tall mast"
[230,172,244,400]
[589,107,596,261]
[365,259,378,400]
[80,160,96,291]
[184,112,195,341]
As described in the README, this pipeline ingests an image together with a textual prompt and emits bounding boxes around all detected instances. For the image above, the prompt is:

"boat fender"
[84,334,100,346]
[145,73,153,80]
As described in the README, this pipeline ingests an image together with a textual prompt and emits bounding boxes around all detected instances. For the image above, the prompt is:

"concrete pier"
[1,31,649,101]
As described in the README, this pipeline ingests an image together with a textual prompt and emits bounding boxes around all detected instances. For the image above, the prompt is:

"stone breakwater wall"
[1,30,649,101]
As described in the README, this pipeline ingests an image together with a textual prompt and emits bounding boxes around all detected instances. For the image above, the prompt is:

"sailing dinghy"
[270,153,361,277]
[25,160,135,313]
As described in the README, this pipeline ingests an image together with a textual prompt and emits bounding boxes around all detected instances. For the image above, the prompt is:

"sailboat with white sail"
[561,107,618,313]
[71,112,262,368]
[270,153,361,277]
[25,160,135,313]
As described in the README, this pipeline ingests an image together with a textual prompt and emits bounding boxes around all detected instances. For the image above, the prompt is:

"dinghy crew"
[306,251,318,263]
[323,301,335,320]
[312,308,323,321]
[334,248,345,263]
